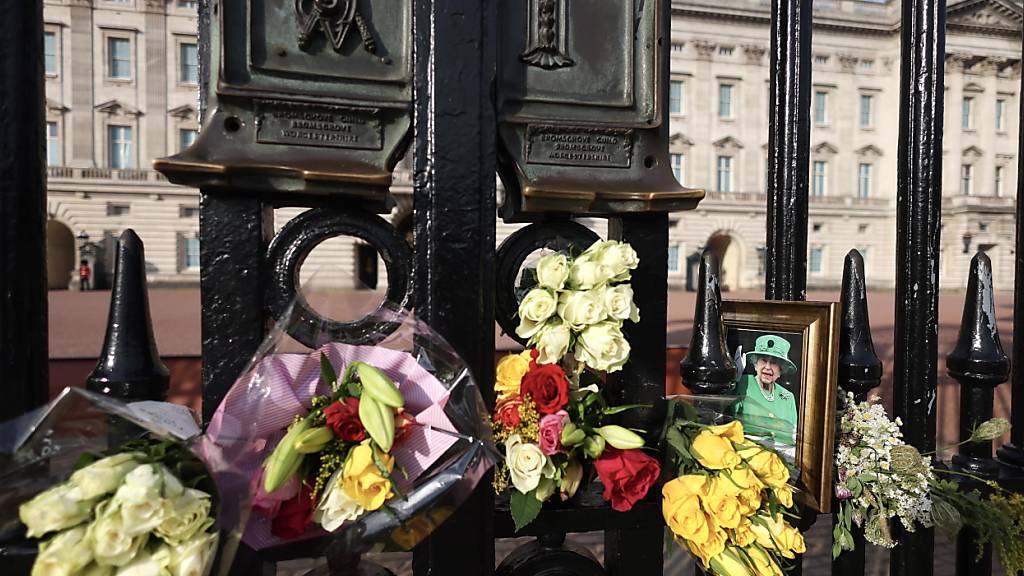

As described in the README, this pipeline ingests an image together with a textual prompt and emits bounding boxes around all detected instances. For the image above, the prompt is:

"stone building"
[43,0,1021,291]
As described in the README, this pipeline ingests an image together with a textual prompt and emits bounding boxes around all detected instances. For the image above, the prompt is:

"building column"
[69,1,94,166]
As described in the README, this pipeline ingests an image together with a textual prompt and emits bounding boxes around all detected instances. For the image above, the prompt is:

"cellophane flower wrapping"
[0,386,235,575]
[199,300,497,559]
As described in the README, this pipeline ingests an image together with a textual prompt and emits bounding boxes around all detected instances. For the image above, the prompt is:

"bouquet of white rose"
[515,240,639,373]
[0,387,239,576]
[19,443,218,576]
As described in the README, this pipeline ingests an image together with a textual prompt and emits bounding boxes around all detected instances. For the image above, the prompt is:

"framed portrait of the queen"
[722,300,840,513]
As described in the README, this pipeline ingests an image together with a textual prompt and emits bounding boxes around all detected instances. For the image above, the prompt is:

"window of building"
[108,125,133,169]
[814,54,829,66]
[860,94,873,128]
[108,37,131,79]
[860,59,874,70]
[810,247,824,273]
[668,244,681,273]
[812,223,823,232]
[107,203,130,217]
[46,122,59,166]
[44,31,58,76]
[671,153,684,185]
[179,128,198,151]
[669,80,683,115]
[962,96,974,130]
[183,237,200,269]
[814,91,828,125]
[858,223,869,234]
[718,84,733,118]
[718,46,734,57]
[858,163,873,198]
[716,156,733,192]
[178,0,198,7]
[995,165,1005,197]
[961,164,973,196]
[812,160,827,196]
[180,42,198,84]
[180,205,200,218]
[996,99,1007,132]
[671,43,684,53]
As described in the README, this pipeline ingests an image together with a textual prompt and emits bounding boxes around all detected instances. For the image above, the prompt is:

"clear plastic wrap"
[199,300,498,561]
[0,386,239,575]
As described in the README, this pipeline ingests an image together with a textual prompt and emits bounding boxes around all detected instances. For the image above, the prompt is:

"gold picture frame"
[722,299,840,513]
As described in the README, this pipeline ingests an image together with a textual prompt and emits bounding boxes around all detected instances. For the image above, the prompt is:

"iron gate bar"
[605,214,670,576]
[410,0,497,573]
[832,250,882,576]
[0,0,48,421]
[765,0,812,303]
[999,27,1024,471]
[892,0,946,574]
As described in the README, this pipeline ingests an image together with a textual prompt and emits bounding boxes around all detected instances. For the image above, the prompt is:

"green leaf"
[679,400,699,423]
[602,404,650,416]
[320,353,339,391]
[510,489,543,533]
[832,542,843,559]
[847,476,863,498]
[666,426,693,461]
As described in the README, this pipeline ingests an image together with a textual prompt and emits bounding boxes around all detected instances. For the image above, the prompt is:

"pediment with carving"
[947,0,1022,34]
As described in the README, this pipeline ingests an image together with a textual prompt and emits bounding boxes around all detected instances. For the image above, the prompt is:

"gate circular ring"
[267,207,414,348]
[495,221,601,346]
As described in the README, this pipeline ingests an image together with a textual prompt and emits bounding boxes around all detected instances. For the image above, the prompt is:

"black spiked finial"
[838,250,882,400]
[947,252,1009,385]
[680,251,736,394]
[86,230,169,400]
[949,252,1008,477]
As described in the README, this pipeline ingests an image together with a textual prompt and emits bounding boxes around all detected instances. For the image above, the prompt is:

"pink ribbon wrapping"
[204,342,460,550]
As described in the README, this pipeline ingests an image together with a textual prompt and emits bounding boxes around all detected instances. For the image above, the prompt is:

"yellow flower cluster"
[662,421,803,575]
[342,443,395,512]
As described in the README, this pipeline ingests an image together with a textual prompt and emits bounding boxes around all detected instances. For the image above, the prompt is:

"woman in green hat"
[735,334,798,447]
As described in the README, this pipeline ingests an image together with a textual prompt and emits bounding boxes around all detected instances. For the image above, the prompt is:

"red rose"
[324,398,366,442]
[271,481,315,538]
[594,448,661,512]
[494,396,523,429]
[520,364,569,415]
[394,409,417,448]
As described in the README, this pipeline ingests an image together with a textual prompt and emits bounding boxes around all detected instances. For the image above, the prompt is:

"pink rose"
[251,465,300,519]
[538,411,570,456]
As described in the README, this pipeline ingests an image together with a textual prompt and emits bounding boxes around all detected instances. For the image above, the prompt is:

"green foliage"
[510,489,542,533]
[320,352,339,391]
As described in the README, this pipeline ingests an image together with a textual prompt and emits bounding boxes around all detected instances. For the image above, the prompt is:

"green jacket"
[735,375,797,446]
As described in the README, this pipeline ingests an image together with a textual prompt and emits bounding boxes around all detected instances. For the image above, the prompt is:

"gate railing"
[4,0,1024,575]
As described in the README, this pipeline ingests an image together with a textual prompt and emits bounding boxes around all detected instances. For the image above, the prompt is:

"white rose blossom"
[567,253,613,290]
[574,321,631,373]
[32,525,93,576]
[535,253,569,290]
[88,501,148,568]
[556,290,606,330]
[600,284,639,323]
[168,531,218,576]
[316,469,366,532]
[155,488,213,545]
[69,453,142,501]
[113,465,170,537]
[19,483,94,538]
[532,320,571,365]
[515,288,558,339]
[112,545,172,576]
[505,434,548,494]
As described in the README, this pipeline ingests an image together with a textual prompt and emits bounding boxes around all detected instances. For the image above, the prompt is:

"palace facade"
[44,0,1022,291]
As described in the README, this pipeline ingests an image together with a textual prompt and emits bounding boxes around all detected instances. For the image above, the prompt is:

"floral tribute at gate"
[832,393,1024,574]
[660,399,803,576]
[251,356,413,537]
[493,240,662,531]
[20,442,220,576]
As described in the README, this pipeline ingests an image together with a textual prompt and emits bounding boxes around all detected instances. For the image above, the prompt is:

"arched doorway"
[707,233,742,291]
[46,220,75,290]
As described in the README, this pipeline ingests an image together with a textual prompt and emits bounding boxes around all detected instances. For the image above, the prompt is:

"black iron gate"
[4,0,1024,575]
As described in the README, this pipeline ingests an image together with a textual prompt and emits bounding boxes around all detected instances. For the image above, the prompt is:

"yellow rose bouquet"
[661,399,803,576]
